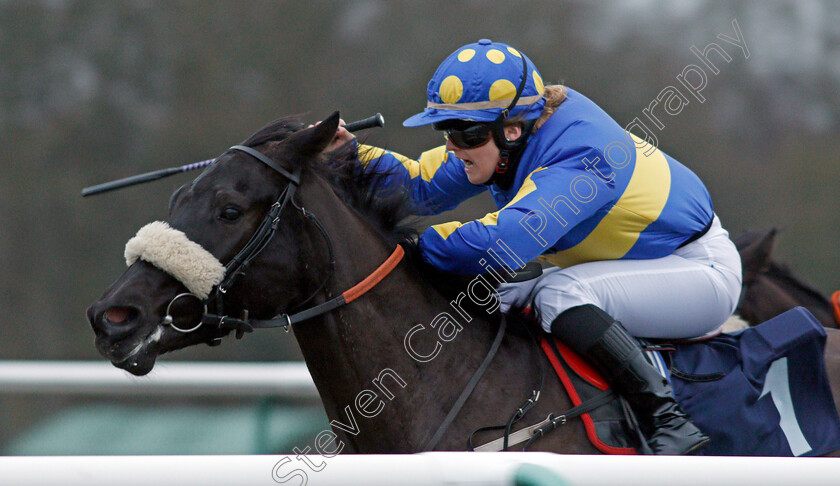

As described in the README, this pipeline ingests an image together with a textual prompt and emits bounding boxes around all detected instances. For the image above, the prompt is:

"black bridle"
[162,144,337,342]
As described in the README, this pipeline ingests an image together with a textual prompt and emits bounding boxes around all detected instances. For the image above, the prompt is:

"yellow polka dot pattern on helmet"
[439,75,464,104]
[533,70,545,94]
[486,49,505,64]
[457,49,476,62]
[507,46,521,57]
[489,78,516,101]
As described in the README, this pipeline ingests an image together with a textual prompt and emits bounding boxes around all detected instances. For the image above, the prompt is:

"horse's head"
[87,114,341,375]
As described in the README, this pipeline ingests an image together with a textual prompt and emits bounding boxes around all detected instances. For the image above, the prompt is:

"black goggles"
[440,123,493,149]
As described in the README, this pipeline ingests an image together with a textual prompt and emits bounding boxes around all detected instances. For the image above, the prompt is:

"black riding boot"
[550,304,710,455]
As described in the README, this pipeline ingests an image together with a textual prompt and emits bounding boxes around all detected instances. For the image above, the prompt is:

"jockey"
[327,39,742,455]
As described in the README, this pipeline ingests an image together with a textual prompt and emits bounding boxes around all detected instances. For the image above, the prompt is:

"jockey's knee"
[532,272,600,333]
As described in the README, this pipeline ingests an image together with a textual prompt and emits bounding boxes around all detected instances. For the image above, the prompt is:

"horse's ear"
[283,111,341,158]
[738,227,778,273]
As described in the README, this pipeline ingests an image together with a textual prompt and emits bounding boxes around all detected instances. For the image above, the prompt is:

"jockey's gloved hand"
[398,232,422,264]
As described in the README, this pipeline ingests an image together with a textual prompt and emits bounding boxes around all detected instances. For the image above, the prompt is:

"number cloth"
[670,307,840,456]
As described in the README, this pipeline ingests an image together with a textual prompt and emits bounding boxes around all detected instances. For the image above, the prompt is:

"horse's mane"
[320,144,421,245]
[763,260,830,303]
[241,116,420,250]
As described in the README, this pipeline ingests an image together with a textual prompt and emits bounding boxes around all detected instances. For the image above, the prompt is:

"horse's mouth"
[97,325,165,376]
[113,351,158,376]
[97,322,224,376]
[99,342,158,376]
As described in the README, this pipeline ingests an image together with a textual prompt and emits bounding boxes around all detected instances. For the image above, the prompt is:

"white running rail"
[0,360,318,399]
[0,452,838,486]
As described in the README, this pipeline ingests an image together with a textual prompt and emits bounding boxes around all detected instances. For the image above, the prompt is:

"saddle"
[537,335,641,454]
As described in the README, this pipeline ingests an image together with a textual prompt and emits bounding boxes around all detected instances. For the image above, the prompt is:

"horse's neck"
[291,180,496,450]
[748,268,837,328]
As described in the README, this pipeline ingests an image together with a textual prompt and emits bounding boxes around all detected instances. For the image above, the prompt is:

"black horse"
[87,114,840,455]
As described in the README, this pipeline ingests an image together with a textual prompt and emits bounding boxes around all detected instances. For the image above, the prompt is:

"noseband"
[128,144,404,344]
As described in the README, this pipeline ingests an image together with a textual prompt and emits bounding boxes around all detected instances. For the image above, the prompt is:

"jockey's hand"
[310,118,356,153]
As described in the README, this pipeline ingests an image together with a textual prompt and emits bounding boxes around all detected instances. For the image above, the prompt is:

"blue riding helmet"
[403,39,546,127]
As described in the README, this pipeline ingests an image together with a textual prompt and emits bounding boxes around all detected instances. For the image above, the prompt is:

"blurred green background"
[1,0,838,453]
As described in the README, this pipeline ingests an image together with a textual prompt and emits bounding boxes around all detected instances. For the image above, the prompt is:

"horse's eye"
[219,206,241,222]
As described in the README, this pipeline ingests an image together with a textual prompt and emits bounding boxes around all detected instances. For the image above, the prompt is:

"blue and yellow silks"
[359,88,714,275]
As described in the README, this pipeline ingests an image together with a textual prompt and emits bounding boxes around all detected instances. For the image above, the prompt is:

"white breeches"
[498,215,743,339]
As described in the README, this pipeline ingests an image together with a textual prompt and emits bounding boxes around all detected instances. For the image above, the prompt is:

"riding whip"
[81,113,385,197]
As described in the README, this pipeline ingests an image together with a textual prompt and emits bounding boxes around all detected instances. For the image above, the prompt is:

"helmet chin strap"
[496,150,511,175]
[486,118,536,189]
[486,52,534,183]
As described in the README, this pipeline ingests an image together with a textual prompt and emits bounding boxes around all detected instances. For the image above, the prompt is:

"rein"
[202,245,405,334]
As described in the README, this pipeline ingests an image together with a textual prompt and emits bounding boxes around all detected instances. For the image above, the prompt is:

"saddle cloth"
[670,306,840,456]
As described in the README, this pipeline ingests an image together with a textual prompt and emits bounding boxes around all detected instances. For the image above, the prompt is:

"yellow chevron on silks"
[417,146,449,182]
[432,168,546,240]
[358,144,420,179]
[431,220,464,240]
[541,134,671,267]
[359,145,455,182]
[358,145,387,168]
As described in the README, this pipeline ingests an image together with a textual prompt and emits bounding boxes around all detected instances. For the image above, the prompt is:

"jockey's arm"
[322,118,484,214]
[355,143,485,215]
[418,165,612,275]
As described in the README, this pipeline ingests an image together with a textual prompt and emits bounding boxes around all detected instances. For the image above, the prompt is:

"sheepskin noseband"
[124,221,225,299]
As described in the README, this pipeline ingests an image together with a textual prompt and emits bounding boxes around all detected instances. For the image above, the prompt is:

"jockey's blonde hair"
[534,85,567,131]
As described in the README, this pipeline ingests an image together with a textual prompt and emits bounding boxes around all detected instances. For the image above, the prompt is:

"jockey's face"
[445,124,522,185]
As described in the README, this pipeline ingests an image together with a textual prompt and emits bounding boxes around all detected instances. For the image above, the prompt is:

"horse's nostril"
[104,306,137,325]
[89,303,144,344]
[106,307,130,324]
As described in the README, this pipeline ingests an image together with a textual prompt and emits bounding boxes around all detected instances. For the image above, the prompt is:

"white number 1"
[759,357,812,456]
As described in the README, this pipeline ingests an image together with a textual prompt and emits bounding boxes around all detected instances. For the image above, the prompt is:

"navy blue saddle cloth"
[669,307,840,456]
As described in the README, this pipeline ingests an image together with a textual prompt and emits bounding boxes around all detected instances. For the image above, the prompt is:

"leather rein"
[165,144,405,341]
